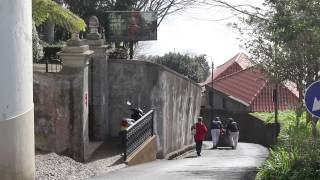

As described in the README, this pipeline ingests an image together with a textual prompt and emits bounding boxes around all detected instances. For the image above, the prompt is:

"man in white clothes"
[211,117,222,149]
[226,118,239,149]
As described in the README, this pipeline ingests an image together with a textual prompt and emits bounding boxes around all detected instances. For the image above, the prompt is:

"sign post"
[304,80,320,118]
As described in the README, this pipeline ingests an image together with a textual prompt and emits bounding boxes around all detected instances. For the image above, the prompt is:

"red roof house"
[201,53,298,112]
[201,52,252,86]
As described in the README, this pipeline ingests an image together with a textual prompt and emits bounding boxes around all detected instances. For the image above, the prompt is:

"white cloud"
[139,0,264,66]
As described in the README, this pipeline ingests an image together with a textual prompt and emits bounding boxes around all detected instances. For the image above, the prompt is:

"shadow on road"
[88,137,123,162]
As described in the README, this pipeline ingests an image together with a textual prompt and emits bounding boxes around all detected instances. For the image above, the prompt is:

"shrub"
[256,110,320,180]
[32,23,43,62]
[108,47,128,59]
[256,147,297,180]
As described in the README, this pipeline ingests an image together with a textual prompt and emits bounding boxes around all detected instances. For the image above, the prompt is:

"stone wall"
[201,109,278,147]
[108,59,202,158]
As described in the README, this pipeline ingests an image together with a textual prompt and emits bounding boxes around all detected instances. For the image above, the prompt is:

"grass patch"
[255,110,320,180]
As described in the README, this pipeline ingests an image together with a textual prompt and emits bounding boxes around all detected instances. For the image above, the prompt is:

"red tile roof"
[208,67,268,104]
[201,52,252,86]
[201,52,299,111]
[251,82,298,112]
[206,66,298,112]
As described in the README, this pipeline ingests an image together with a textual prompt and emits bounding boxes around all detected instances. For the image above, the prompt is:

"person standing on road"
[211,117,222,149]
[191,117,208,156]
[226,118,239,149]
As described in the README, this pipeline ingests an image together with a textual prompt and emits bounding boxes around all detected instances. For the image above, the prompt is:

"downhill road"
[92,142,269,180]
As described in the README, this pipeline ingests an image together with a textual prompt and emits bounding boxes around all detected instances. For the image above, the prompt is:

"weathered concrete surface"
[34,67,91,161]
[34,72,72,153]
[93,142,269,180]
[201,86,249,112]
[34,43,95,162]
[86,40,108,141]
[108,59,202,158]
[126,135,157,166]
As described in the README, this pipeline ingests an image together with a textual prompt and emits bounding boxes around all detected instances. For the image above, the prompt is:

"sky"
[139,0,264,67]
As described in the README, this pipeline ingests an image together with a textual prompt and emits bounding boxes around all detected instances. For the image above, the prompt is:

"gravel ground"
[36,152,126,180]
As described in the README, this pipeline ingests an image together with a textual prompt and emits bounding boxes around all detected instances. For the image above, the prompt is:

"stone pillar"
[58,35,94,162]
[85,16,109,140]
[0,0,35,179]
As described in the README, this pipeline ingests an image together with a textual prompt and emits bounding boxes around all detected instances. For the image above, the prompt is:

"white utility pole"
[0,0,35,179]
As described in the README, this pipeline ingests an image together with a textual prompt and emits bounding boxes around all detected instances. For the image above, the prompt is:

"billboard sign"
[106,11,157,42]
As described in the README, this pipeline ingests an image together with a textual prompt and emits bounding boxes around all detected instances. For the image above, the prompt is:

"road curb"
[165,144,195,160]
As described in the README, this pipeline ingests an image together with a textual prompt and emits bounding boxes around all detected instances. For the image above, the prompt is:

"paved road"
[92,142,269,180]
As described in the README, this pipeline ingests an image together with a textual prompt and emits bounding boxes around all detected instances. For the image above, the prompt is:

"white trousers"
[228,131,239,148]
[211,129,220,147]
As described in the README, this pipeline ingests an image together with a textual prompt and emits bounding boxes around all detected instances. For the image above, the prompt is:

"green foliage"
[252,110,298,125]
[41,41,65,48]
[64,0,111,27]
[256,147,297,180]
[32,0,86,32]
[241,0,320,151]
[108,47,129,59]
[32,22,43,62]
[238,0,320,103]
[251,112,275,123]
[143,52,210,83]
[256,110,320,180]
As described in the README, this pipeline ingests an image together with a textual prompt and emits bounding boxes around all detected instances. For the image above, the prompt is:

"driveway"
[92,142,269,180]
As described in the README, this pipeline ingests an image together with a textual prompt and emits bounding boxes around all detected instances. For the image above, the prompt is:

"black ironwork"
[42,58,62,72]
[123,110,154,161]
[34,57,62,73]
[34,46,63,73]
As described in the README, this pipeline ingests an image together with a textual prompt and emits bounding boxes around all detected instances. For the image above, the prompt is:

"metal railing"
[124,110,154,161]
[34,47,63,73]
[34,58,63,73]
[44,58,62,73]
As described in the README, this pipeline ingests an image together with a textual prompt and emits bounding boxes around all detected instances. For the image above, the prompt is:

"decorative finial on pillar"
[67,31,84,46]
[87,16,101,40]
[71,32,81,41]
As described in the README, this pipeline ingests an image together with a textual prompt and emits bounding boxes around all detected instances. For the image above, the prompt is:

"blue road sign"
[305,80,320,118]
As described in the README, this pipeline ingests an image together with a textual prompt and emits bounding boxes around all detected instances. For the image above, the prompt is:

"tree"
[33,0,86,42]
[234,0,320,141]
[200,0,320,140]
[142,52,210,83]
[64,0,199,27]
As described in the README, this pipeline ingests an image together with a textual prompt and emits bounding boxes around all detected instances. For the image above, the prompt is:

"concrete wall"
[108,59,202,158]
[201,86,249,112]
[201,109,278,147]
[34,72,71,153]
[34,66,91,161]
[86,43,108,141]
